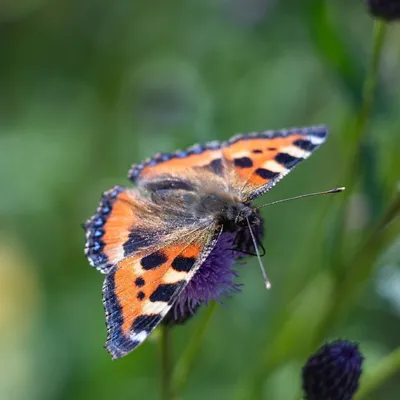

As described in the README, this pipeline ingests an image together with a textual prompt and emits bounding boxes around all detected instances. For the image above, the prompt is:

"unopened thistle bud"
[364,0,400,21]
[302,340,364,400]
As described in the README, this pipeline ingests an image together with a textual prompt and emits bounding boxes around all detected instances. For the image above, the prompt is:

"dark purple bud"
[364,0,400,21]
[302,340,364,400]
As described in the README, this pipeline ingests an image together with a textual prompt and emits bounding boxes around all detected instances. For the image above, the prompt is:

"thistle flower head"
[165,218,264,324]
[172,232,242,318]
[302,340,364,400]
[364,0,400,21]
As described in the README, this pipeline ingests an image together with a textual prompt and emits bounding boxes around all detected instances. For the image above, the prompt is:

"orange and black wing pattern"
[128,126,328,201]
[103,229,219,359]
[84,186,220,358]
[128,141,225,184]
[84,186,166,273]
[221,125,328,201]
[84,186,126,273]
[84,125,328,359]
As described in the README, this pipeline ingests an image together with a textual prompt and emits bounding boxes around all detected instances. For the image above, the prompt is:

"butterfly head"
[215,197,269,288]
[233,204,260,228]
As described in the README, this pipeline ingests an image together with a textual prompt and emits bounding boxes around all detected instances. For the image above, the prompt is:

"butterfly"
[84,125,328,359]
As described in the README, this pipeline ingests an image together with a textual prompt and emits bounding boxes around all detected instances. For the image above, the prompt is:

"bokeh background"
[1,0,399,399]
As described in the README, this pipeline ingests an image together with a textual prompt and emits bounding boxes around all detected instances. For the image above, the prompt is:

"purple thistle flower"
[174,232,242,315]
[364,0,400,21]
[302,340,364,400]
[164,216,264,324]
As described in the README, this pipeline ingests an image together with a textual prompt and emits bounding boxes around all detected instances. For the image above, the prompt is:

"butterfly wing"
[221,125,328,201]
[84,186,169,273]
[128,126,327,202]
[128,140,226,184]
[84,186,220,359]
[103,226,220,359]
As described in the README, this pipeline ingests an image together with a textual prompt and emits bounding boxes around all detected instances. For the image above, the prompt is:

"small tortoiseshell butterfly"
[84,125,328,359]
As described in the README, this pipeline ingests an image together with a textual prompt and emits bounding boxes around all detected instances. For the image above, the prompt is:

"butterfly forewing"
[84,186,169,272]
[221,126,328,201]
[128,141,225,184]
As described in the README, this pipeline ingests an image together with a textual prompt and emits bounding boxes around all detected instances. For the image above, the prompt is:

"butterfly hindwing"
[103,229,219,359]
[222,125,328,200]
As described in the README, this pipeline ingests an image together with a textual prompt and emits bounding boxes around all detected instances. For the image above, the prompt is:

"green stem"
[160,325,173,400]
[239,19,389,400]
[353,20,387,142]
[339,19,387,203]
[307,18,390,339]
[341,19,387,204]
[172,302,217,396]
[355,347,400,399]
[314,191,400,339]
[315,18,391,323]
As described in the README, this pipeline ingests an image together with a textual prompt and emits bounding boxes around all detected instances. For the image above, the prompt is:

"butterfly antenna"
[256,187,345,210]
[246,217,271,290]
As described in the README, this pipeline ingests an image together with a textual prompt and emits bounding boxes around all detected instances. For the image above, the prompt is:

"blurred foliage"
[0,1,399,399]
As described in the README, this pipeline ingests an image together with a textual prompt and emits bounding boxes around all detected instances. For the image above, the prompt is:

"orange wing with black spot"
[103,228,219,359]
[84,186,220,359]
[129,140,224,184]
[128,126,328,201]
[221,126,328,201]
[84,186,165,273]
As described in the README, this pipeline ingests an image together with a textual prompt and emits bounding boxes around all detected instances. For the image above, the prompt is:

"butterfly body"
[84,125,328,359]
[168,186,259,230]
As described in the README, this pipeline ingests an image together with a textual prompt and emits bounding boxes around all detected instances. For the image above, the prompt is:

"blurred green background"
[1,0,399,399]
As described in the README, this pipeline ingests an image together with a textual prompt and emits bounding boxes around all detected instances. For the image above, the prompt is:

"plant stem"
[353,20,387,142]
[338,19,387,207]
[160,325,173,400]
[308,18,390,338]
[355,347,400,399]
[172,302,217,396]
[239,18,390,400]
[314,191,400,339]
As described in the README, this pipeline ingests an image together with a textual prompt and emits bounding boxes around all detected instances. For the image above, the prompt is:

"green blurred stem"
[160,325,173,400]
[332,20,388,265]
[313,20,391,328]
[355,347,400,399]
[241,20,390,400]
[353,20,387,142]
[342,19,387,202]
[315,190,400,341]
[172,302,217,396]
